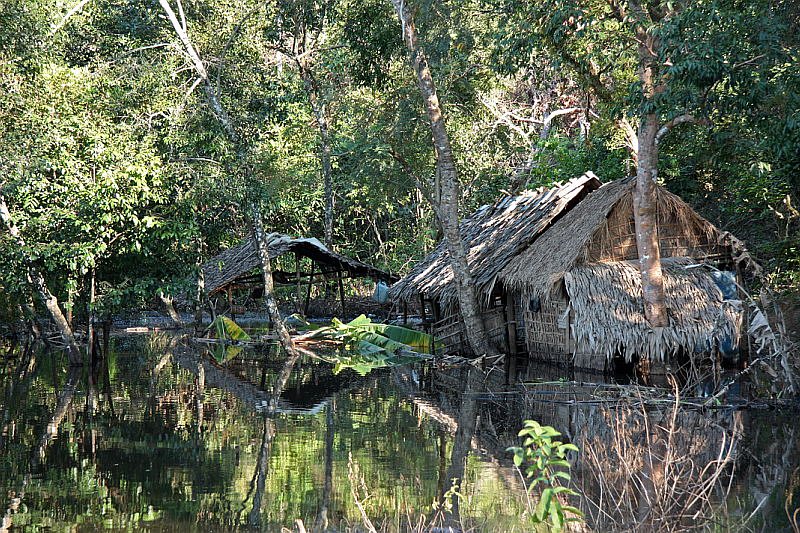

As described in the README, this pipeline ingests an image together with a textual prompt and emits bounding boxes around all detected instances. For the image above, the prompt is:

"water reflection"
[1,336,797,531]
[0,336,526,531]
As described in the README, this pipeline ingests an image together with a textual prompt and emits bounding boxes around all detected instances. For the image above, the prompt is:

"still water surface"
[0,335,525,531]
[1,333,798,531]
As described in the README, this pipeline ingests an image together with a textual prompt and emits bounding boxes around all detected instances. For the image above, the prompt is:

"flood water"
[1,333,798,531]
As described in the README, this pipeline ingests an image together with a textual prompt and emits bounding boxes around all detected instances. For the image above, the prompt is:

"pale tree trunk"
[0,193,83,365]
[299,66,335,248]
[391,0,496,356]
[193,251,205,335]
[160,0,297,353]
[158,290,184,327]
[631,8,668,327]
[252,209,303,364]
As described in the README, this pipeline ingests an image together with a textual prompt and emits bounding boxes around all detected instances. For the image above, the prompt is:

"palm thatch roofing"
[387,173,602,307]
[565,258,743,362]
[203,233,396,296]
[499,177,758,299]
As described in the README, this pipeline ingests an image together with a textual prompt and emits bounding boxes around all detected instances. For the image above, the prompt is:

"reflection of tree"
[246,417,275,528]
[3,365,80,530]
[315,399,335,531]
[0,345,37,450]
[442,368,478,523]
[243,349,304,528]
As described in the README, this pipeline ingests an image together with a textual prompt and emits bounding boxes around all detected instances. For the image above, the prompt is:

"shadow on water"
[0,334,798,531]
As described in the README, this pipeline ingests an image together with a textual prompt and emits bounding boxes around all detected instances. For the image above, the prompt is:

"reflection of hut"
[390,175,759,372]
[203,233,396,316]
[387,174,602,353]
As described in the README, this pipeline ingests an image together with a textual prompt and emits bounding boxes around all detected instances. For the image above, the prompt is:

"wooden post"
[504,292,518,386]
[337,271,346,318]
[304,261,316,316]
[227,286,235,321]
[504,292,518,356]
[295,253,302,313]
[403,302,408,325]
[419,295,428,332]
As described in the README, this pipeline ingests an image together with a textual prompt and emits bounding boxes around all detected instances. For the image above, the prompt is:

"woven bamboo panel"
[585,193,726,263]
[524,295,573,364]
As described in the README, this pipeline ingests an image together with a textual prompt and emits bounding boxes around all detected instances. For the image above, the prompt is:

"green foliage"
[0,0,798,327]
[508,420,583,531]
[209,316,251,342]
[311,314,437,354]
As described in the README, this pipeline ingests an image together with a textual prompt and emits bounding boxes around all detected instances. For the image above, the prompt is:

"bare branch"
[540,107,582,138]
[655,114,708,146]
[49,0,93,36]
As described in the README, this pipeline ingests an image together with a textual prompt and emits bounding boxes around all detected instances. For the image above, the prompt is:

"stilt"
[295,253,302,313]
[419,295,427,333]
[337,271,346,318]
[227,287,235,321]
[304,261,316,316]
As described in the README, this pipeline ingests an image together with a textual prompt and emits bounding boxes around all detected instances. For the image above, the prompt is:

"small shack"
[389,175,759,372]
[499,177,757,371]
[387,173,602,352]
[203,233,396,316]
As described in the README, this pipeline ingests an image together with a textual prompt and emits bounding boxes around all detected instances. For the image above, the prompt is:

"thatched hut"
[387,173,602,353]
[499,177,758,371]
[203,233,396,316]
[390,173,758,371]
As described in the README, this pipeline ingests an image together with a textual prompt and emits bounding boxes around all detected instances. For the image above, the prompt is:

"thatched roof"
[500,177,757,299]
[387,173,602,306]
[203,233,395,295]
[565,258,743,362]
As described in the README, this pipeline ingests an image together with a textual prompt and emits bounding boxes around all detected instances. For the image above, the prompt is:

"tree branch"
[655,114,708,146]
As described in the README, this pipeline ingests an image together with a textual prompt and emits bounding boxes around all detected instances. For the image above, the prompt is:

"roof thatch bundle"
[203,233,395,296]
[500,178,757,300]
[387,173,601,307]
[565,258,743,362]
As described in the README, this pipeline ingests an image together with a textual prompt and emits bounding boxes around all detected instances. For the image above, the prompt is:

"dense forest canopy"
[0,0,798,327]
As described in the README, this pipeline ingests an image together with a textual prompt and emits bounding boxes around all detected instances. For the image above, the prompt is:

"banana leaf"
[329,352,418,376]
[209,316,251,342]
[210,344,244,363]
[321,315,438,354]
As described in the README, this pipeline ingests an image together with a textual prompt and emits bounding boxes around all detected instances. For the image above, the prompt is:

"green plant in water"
[207,316,250,362]
[306,315,437,375]
[508,420,583,531]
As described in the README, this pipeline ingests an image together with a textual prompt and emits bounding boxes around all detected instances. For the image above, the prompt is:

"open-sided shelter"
[203,233,396,316]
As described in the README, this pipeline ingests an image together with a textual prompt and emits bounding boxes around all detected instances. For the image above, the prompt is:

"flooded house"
[389,175,759,372]
[387,173,602,353]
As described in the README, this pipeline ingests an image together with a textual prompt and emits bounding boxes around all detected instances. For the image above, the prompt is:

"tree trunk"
[0,194,83,365]
[158,291,183,328]
[299,66,335,249]
[160,0,297,350]
[391,0,496,356]
[632,22,668,328]
[633,114,668,327]
[194,257,205,335]
[252,209,303,366]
